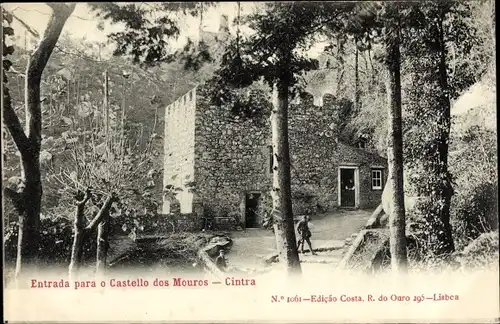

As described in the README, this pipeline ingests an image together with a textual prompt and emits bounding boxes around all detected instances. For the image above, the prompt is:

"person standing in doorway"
[296,215,317,255]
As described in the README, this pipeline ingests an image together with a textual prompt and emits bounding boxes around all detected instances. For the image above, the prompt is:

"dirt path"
[227,209,373,272]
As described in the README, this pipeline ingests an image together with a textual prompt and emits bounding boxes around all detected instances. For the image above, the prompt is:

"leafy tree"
[2,9,18,235]
[322,1,409,272]
[402,0,484,256]
[2,3,76,280]
[88,2,317,274]
[88,2,215,67]
[3,33,171,274]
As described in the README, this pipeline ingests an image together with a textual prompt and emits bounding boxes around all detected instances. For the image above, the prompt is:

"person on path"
[296,215,317,255]
[215,249,227,271]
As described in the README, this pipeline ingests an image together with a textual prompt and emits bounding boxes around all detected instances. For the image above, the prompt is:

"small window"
[268,145,273,174]
[371,169,383,190]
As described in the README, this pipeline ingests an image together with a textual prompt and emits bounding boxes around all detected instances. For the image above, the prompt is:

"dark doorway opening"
[245,192,262,228]
[340,168,356,207]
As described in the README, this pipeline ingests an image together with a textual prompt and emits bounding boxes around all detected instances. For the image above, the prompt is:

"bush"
[4,217,98,266]
[109,232,213,271]
[115,211,176,238]
[3,201,174,266]
[458,231,499,269]
[451,182,498,250]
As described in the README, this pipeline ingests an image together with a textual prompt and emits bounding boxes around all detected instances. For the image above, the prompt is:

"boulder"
[263,253,279,264]
[337,229,390,271]
[458,231,499,269]
[203,235,232,257]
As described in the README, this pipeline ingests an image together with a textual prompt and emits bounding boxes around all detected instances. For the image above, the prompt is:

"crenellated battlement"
[166,86,198,114]
[291,91,338,108]
[166,82,342,115]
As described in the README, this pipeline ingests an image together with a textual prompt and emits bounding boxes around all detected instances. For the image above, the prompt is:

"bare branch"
[6,66,25,77]
[6,10,111,65]
[10,5,91,21]
[86,193,118,232]
[75,188,92,208]
[8,10,40,38]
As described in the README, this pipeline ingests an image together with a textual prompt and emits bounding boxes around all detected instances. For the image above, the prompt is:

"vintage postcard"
[2,1,498,323]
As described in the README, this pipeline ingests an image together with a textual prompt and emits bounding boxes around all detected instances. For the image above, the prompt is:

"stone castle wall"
[161,21,387,228]
[162,88,197,214]
[188,86,387,228]
[193,88,272,226]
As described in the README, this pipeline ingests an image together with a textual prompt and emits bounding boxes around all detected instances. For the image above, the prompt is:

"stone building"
[162,85,388,230]
[161,14,387,230]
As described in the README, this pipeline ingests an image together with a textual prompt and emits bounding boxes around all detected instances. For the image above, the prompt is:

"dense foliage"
[2,1,496,271]
[402,0,495,256]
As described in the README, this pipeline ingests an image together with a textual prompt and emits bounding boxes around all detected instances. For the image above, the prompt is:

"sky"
[2,2,324,58]
[3,3,235,55]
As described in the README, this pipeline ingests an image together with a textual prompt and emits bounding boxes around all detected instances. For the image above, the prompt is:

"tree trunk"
[146,105,159,153]
[385,20,407,273]
[14,155,42,279]
[69,192,116,280]
[367,42,376,90]
[404,10,457,256]
[491,0,496,70]
[270,80,301,276]
[354,40,360,115]
[10,3,76,281]
[120,84,126,158]
[95,210,110,277]
[69,191,90,282]
[432,15,454,255]
[104,70,109,153]
[335,36,345,96]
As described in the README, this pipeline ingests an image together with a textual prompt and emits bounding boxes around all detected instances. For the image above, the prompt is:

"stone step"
[300,254,342,264]
[300,240,345,253]
[262,240,345,264]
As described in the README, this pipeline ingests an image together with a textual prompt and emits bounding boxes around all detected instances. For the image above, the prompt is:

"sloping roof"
[337,141,387,165]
